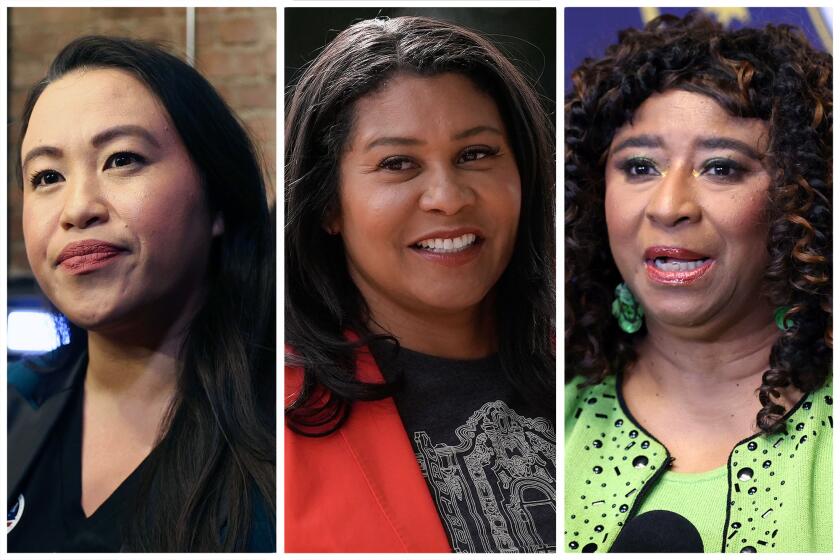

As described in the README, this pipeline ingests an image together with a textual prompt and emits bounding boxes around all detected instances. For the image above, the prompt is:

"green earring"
[612,282,644,334]
[774,306,794,331]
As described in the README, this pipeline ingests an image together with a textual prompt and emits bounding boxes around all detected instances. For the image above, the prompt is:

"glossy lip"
[644,246,715,286]
[408,227,484,268]
[643,246,710,261]
[56,240,128,275]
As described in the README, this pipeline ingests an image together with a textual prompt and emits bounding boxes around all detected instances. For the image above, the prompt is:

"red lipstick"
[57,240,126,275]
[644,246,714,286]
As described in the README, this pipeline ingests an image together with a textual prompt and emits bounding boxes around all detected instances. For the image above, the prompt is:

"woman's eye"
[378,157,417,171]
[105,152,145,170]
[621,157,660,177]
[30,170,65,188]
[458,146,500,164]
[701,159,745,179]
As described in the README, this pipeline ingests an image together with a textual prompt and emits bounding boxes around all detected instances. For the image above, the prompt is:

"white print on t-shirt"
[414,401,556,552]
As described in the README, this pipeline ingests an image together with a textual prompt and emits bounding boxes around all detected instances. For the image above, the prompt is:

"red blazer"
[284,348,451,552]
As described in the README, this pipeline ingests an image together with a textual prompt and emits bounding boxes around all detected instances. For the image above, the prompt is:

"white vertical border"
[556,5,564,555]
[275,2,289,550]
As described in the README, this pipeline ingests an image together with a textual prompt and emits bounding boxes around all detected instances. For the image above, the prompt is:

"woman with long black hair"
[285,15,555,552]
[8,36,275,552]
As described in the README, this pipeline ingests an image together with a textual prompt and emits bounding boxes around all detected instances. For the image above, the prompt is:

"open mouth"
[650,256,710,272]
[413,233,482,254]
[643,247,714,285]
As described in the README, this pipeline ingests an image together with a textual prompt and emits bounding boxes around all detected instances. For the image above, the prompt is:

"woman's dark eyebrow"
[22,125,162,169]
[90,125,161,149]
[365,136,424,150]
[610,134,663,154]
[695,136,763,160]
[610,134,763,161]
[452,125,503,140]
[364,125,502,151]
[21,146,63,169]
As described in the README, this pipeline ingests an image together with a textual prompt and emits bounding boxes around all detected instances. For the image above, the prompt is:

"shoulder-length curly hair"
[565,11,831,433]
[286,16,555,435]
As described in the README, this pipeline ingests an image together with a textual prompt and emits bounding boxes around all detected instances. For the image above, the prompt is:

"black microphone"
[609,510,704,552]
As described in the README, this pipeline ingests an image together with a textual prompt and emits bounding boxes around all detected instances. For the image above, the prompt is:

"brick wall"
[7,7,276,278]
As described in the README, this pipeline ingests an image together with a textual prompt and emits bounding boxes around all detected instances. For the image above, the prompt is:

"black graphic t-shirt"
[370,341,556,553]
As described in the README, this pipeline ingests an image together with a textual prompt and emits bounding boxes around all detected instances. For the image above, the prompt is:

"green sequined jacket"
[565,373,832,552]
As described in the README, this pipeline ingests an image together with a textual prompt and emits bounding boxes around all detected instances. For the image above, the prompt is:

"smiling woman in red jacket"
[284,15,556,553]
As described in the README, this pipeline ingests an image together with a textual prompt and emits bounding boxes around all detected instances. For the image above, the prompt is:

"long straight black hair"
[285,16,555,435]
[17,36,275,551]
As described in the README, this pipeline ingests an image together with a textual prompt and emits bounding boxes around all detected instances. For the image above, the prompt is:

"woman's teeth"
[416,233,478,253]
[653,257,708,272]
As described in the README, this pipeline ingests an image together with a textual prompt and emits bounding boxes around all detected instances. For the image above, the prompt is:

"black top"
[8,378,149,552]
[370,341,556,553]
[8,349,276,552]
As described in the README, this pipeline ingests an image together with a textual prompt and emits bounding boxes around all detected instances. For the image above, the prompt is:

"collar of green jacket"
[565,373,833,553]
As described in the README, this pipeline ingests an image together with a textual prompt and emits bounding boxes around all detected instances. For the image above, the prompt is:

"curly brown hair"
[565,11,832,433]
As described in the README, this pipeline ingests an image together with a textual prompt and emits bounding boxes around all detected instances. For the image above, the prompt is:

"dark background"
[285,7,556,119]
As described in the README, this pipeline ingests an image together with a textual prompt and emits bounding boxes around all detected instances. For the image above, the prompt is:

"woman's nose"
[418,166,477,215]
[59,175,109,230]
[644,168,701,227]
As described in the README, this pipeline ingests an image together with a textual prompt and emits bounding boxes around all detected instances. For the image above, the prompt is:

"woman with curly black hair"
[285,15,555,553]
[565,12,831,553]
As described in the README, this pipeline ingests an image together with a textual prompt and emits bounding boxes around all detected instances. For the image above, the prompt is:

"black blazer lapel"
[7,353,85,503]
